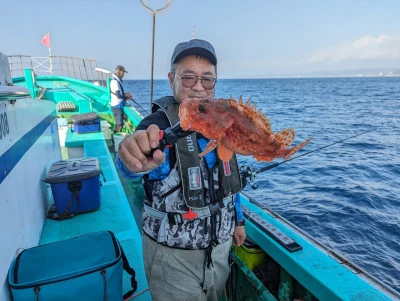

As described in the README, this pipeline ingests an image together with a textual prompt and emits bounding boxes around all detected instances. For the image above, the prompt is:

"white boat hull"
[0,97,61,300]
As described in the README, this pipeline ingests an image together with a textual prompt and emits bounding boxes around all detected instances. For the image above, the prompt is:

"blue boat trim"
[0,111,56,184]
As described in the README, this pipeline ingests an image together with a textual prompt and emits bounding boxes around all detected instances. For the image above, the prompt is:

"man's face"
[119,70,126,79]
[168,55,216,104]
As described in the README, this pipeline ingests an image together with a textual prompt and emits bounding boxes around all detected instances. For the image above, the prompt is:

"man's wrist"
[236,220,246,227]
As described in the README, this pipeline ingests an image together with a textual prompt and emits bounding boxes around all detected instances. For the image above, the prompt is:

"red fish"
[179,96,311,162]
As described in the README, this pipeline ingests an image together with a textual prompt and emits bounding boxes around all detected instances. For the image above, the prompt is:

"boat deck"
[39,136,150,300]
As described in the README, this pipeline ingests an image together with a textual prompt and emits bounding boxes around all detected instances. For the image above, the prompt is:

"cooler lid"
[70,112,99,123]
[45,158,101,183]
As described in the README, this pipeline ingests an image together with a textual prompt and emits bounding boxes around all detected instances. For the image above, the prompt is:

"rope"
[34,286,40,301]
[101,269,108,301]
[123,288,150,300]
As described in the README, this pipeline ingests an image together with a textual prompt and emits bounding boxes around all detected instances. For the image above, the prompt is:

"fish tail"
[282,137,312,159]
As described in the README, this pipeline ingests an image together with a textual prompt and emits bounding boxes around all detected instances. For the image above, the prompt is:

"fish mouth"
[179,107,191,129]
[187,96,208,101]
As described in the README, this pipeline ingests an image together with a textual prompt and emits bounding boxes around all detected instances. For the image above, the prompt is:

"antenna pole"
[140,0,172,111]
[48,47,53,75]
[150,11,156,109]
[192,25,196,39]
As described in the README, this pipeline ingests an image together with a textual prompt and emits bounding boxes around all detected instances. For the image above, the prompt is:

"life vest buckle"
[167,212,182,225]
[182,208,198,220]
[209,201,223,216]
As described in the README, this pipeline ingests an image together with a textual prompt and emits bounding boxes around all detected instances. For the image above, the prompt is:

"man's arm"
[117,111,170,175]
[118,124,165,172]
[233,193,246,246]
[110,80,123,98]
[110,79,132,100]
[124,92,132,100]
[111,90,125,99]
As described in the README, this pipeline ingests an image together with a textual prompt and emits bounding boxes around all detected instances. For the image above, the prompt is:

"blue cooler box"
[70,112,100,134]
[45,158,101,217]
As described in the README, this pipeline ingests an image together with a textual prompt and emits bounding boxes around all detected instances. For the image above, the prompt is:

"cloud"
[309,34,400,63]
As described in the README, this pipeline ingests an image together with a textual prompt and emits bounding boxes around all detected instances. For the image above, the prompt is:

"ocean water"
[124,77,400,293]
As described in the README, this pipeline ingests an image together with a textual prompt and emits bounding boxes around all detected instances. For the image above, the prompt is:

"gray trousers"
[142,235,232,301]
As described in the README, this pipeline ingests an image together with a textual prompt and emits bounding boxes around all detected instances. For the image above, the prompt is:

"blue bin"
[70,112,100,134]
[45,158,101,217]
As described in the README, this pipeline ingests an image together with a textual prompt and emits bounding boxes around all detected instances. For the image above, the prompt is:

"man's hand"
[118,124,165,173]
[125,92,133,100]
[233,225,246,246]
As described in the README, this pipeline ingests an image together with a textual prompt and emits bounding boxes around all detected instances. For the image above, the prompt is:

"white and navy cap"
[171,39,217,66]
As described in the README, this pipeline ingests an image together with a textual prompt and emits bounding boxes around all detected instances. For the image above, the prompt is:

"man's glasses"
[174,73,217,90]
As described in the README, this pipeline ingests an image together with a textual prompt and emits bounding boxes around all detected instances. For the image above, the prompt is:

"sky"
[1,0,400,79]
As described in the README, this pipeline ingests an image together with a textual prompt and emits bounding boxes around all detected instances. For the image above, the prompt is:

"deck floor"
[40,139,150,300]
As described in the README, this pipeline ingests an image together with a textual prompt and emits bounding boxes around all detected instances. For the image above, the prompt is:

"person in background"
[116,39,246,301]
[110,65,132,132]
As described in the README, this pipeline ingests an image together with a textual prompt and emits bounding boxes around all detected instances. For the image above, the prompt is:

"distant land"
[142,68,400,80]
[240,68,400,79]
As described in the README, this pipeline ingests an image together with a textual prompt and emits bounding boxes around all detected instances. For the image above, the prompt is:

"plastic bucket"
[113,133,127,152]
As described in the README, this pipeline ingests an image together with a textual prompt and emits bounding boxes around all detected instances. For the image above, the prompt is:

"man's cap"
[115,65,128,73]
[171,39,217,66]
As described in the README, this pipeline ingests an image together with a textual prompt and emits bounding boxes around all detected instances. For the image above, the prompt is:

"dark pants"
[112,107,124,126]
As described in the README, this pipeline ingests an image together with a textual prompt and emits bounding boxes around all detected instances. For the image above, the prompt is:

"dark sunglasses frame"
[174,73,217,90]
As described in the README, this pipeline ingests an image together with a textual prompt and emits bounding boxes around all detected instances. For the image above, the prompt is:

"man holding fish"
[117,39,246,301]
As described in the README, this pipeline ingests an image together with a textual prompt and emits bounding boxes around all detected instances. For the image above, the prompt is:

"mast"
[192,25,196,39]
[140,0,172,111]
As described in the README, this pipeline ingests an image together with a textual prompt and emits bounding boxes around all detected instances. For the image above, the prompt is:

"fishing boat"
[1,52,399,301]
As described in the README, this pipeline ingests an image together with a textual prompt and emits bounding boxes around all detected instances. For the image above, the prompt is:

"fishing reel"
[240,165,259,189]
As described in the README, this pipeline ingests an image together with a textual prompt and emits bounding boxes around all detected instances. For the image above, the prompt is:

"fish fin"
[217,144,234,162]
[199,139,220,157]
[282,137,312,159]
[253,155,275,162]
[275,128,296,147]
[246,97,251,106]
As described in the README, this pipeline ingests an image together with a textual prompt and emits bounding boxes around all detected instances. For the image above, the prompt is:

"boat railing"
[7,55,110,87]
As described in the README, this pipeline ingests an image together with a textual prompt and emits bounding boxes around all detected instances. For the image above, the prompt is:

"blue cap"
[171,39,217,65]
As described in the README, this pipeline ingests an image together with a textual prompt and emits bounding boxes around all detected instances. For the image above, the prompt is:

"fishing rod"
[127,98,149,115]
[240,126,379,189]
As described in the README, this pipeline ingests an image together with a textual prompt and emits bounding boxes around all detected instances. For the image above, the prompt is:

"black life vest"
[152,96,242,208]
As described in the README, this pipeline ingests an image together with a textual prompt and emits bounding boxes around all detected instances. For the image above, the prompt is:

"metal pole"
[140,0,172,111]
[48,48,53,75]
[150,11,156,109]
[59,56,63,76]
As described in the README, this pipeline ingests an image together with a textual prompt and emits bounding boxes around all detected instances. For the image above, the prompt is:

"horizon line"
[125,74,400,81]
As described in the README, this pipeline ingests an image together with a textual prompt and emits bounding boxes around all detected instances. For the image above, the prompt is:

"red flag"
[41,33,51,48]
